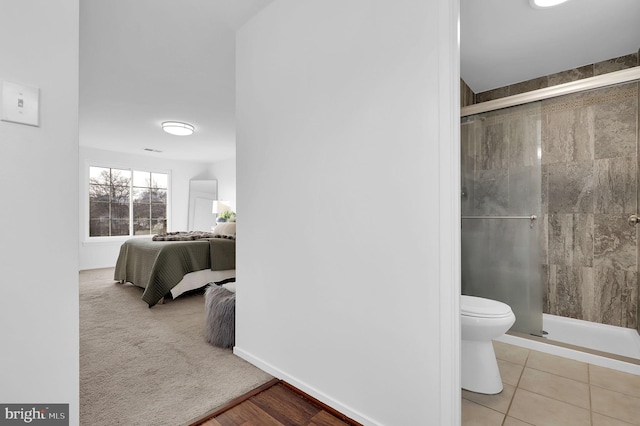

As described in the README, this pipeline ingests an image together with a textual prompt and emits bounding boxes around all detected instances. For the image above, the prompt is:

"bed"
[114,227,236,307]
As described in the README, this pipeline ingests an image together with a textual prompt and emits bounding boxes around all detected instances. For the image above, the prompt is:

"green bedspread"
[114,238,235,307]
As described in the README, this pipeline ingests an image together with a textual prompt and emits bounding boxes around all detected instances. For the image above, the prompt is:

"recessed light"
[161,121,194,136]
[529,0,570,9]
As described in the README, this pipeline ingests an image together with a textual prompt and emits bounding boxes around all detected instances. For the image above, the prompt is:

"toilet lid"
[461,295,513,318]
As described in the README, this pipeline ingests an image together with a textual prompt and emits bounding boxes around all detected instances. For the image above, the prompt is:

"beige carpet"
[80,268,272,426]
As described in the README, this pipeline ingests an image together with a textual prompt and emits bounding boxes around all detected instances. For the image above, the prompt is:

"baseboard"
[79,265,115,271]
[233,346,380,426]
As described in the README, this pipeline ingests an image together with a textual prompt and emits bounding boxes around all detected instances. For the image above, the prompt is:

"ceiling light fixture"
[161,121,194,136]
[529,0,570,9]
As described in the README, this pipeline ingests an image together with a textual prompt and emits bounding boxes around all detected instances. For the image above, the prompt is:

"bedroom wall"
[209,157,236,211]
[78,146,215,270]
[236,0,460,424]
[0,0,80,423]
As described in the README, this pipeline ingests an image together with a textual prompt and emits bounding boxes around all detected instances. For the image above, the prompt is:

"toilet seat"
[461,295,513,318]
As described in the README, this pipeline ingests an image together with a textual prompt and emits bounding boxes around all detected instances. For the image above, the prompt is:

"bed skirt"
[170,269,235,299]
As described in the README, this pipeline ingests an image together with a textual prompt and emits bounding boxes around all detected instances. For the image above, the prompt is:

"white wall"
[236,1,460,425]
[209,157,236,210]
[78,146,215,270]
[0,0,80,423]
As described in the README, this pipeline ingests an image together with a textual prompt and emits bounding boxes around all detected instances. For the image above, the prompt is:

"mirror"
[188,180,218,231]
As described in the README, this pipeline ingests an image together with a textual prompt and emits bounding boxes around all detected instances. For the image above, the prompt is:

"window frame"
[84,161,172,242]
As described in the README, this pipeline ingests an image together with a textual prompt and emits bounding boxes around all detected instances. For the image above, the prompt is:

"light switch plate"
[1,81,40,127]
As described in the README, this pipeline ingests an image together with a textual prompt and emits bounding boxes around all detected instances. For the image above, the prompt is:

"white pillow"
[213,222,236,238]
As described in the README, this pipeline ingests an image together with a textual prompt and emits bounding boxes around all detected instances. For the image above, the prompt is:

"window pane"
[151,217,166,234]
[151,200,166,234]
[109,170,131,211]
[134,227,151,235]
[132,188,150,204]
[133,203,150,219]
[151,188,166,203]
[151,173,167,189]
[151,203,166,217]
[133,170,150,188]
[89,200,110,237]
[89,218,109,237]
[111,168,130,179]
[89,167,110,185]
[89,184,109,202]
[111,169,131,187]
[111,186,130,204]
[89,201,109,220]
[133,220,151,235]
[111,218,129,236]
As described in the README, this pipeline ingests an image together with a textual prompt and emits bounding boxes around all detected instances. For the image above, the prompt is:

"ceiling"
[79,0,274,163]
[461,0,640,93]
[80,0,640,163]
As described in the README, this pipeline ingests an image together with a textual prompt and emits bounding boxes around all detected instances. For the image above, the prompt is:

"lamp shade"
[529,0,570,8]
[162,121,194,136]
[212,200,231,215]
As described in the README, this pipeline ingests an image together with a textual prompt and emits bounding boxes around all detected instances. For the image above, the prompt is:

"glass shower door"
[461,101,543,336]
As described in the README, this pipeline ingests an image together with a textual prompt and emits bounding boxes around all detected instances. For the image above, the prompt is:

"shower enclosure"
[461,67,640,359]
[461,102,543,337]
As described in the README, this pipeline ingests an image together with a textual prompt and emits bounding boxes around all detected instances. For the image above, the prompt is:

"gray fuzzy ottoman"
[204,284,236,348]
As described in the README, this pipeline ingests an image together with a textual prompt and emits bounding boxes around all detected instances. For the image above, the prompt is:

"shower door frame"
[461,67,640,118]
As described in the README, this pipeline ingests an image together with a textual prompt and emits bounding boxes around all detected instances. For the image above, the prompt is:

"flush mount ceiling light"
[161,121,194,136]
[529,0,570,8]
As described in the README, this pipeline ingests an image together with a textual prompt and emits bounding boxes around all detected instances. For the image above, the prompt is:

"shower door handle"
[628,214,639,226]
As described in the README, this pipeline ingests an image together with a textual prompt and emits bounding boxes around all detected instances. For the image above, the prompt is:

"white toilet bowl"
[461,295,515,394]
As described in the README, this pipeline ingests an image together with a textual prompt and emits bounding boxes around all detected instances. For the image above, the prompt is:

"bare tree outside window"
[89,167,167,237]
[132,170,167,235]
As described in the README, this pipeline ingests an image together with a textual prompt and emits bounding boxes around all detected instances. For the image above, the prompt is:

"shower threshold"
[541,314,640,360]
[495,314,640,376]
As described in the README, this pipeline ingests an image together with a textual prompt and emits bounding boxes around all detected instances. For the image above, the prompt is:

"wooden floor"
[189,379,362,426]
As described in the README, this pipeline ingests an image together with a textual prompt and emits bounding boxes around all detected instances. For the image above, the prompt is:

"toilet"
[461,295,516,394]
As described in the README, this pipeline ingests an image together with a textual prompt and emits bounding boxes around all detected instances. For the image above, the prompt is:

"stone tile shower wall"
[541,82,639,332]
[463,51,640,333]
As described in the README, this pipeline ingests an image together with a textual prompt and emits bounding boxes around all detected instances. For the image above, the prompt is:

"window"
[89,166,168,237]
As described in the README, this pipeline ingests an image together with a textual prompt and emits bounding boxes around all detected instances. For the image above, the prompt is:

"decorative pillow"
[213,222,236,239]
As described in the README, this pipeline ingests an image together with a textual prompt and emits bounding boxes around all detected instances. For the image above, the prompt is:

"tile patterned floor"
[462,341,640,425]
